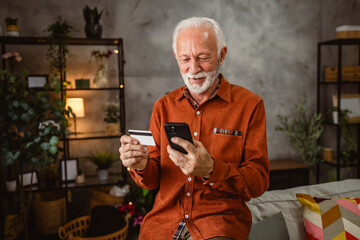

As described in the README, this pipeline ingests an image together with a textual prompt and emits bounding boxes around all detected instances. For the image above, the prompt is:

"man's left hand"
[167,138,214,178]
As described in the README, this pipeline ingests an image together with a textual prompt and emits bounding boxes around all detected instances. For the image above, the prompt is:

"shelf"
[319,38,360,46]
[65,87,124,91]
[0,36,122,46]
[62,132,123,141]
[62,175,124,189]
[323,120,360,126]
[322,161,358,168]
[5,174,124,194]
[316,38,360,182]
[319,81,360,85]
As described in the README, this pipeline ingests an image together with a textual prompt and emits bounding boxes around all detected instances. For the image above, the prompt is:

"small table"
[269,159,310,190]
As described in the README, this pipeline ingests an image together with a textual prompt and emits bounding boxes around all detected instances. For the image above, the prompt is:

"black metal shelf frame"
[316,38,360,182]
[0,36,127,232]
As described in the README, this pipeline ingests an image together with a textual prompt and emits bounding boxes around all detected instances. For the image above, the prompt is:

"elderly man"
[119,17,269,240]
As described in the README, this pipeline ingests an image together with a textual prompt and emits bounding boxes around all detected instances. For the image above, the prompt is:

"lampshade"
[66,98,85,118]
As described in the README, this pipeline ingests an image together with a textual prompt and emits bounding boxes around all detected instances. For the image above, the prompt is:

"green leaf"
[41,142,50,151]
[31,157,38,164]
[49,136,59,145]
[49,145,57,154]
[24,142,33,149]
[20,113,29,121]
[20,102,29,110]
[12,100,19,107]
[142,189,149,197]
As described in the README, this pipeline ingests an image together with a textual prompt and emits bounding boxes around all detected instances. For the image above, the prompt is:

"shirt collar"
[176,74,231,103]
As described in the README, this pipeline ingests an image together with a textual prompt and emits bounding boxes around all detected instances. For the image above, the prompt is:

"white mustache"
[184,72,207,79]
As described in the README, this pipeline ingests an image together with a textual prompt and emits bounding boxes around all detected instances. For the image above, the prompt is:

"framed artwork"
[61,159,78,182]
[332,94,360,123]
[27,74,48,88]
[19,171,38,186]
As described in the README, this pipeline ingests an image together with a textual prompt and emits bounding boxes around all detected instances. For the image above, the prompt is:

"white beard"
[181,64,220,94]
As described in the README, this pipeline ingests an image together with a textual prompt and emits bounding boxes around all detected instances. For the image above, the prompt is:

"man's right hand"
[119,135,149,171]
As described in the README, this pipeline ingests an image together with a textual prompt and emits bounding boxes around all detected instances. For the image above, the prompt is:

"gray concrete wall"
[1,0,359,176]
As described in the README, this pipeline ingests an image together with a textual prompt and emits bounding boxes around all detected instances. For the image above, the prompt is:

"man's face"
[175,26,221,94]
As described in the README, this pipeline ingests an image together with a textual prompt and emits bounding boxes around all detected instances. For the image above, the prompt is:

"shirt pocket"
[210,128,244,165]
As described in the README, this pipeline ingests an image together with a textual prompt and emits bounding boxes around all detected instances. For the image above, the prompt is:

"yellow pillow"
[296,193,360,239]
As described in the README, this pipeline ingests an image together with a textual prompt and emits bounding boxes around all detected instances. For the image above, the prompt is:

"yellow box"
[325,66,360,82]
[323,148,333,163]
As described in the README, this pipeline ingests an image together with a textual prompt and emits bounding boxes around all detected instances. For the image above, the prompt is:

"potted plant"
[89,150,118,180]
[91,49,112,88]
[103,101,120,135]
[83,5,104,39]
[275,94,324,166]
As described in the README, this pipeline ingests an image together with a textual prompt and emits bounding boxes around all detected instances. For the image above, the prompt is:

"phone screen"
[164,122,193,154]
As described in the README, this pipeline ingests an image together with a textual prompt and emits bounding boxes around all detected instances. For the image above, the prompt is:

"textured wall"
[1,0,359,167]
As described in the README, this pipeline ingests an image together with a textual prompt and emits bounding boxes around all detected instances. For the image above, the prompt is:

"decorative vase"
[5,180,17,192]
[105,122,120,135]
[93,68,108,88]
[85,24,102,39]
[97,169,109,181]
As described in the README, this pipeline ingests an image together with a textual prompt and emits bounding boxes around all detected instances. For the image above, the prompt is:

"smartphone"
[164,122,193,154]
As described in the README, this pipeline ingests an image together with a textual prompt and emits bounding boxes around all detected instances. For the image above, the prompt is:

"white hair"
[172,17,226,56]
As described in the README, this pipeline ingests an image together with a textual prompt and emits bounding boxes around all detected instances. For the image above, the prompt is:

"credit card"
[128,129,156,146]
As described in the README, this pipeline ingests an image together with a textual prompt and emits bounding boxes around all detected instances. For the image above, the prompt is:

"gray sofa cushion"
[247,179,360,240]
[248,211,289,240]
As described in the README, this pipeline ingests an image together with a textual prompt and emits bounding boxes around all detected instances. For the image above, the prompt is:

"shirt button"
[185,214,189,219]
[188,177,192,182]
[194,132,198,136]
[186,192,190,197]
[196,111,200,115]
[209,182,214,186]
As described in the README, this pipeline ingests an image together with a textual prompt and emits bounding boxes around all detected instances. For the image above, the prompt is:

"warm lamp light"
[66,98,85,134]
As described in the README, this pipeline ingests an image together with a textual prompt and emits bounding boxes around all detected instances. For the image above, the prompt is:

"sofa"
[247,179,360,240]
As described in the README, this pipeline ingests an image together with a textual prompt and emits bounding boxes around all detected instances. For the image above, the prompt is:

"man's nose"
[189,59,201,75]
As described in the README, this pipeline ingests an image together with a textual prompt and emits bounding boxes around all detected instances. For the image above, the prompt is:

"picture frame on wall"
[19,171,39,186]
[27,74,48,88]
[61,159,78,182]
[332,94,360,123]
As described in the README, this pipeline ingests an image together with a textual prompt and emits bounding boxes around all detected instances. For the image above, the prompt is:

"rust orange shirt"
[130,75,269,240]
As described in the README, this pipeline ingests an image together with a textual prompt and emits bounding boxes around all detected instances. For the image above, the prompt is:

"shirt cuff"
[202,157,227,187]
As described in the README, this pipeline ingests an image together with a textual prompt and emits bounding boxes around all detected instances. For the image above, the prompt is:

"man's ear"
[219,46,227,65]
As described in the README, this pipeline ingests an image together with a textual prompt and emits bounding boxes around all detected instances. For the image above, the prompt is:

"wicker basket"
[90,186,125,210]
[31,191,68,235]
[325,66,360,82]
[58,214,130,240]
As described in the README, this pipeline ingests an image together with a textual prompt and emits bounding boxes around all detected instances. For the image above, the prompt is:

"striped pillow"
[296,193,360,239]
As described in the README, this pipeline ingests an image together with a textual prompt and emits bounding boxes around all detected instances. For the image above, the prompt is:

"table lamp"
[65,98,85,134]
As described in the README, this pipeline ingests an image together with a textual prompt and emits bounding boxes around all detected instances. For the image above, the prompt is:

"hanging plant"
[44,15,73,79]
